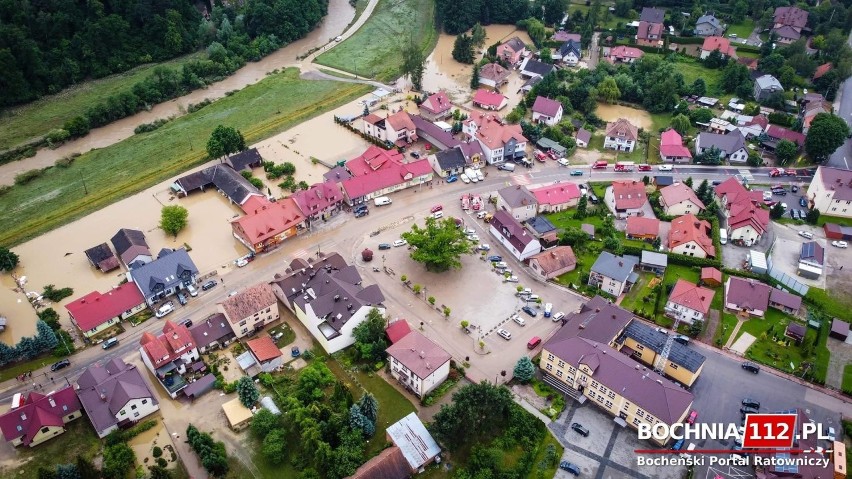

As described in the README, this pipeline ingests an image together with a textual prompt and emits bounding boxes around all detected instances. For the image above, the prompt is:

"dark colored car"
[571,423,590,437]
[177,291,188,306]
[291,346,301,358]
[354,204,368,213]
[791,185,798,192]
[742,398,760,409]
[741,361,760,374]
[559,461,581,476]
[487,255,503,262]
[354,209,369,218]
[202,280,218,291]
[522,306,537,317]
[378,243,391,250]
[50,359,71,372]
[180,319,193,328]
[671,439,684,451]
[410,151,420,158]
[799,197,807,207]
[741,406,759,416]
[712,180,722,186]
[570,170,584,176]
[102,338,119,350]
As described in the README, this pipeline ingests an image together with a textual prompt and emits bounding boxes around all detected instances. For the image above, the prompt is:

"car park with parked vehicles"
[512,314,526,326]
[186,284,198,297]
[177,291,188,306]
[497,328,512,340]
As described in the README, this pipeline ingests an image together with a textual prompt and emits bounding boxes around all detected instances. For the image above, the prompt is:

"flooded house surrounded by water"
[139,320,199,398]
[518,58,555,80]
[478,63,511,88]
[224,148,264,171]
[231,197,305,253]
[270,253,386,354]
[340,159,433,206]
[472,89,508,111]
[173,163,264,210]
[84,243,120,273]
[76,358,160,438]
[189,313,236,353]
[362,110,418,148]
[418,91,453,121]
[129,248,198,307]
[219,283,279,339]
[65,282,146,338]
[496,36,528,65]
[0,387,83,447]
[291,181,345,224]
[111,229,152,268]
[463,113,528,165]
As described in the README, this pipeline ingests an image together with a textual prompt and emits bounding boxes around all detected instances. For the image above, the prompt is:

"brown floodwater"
[595,102,654,130]
[0,0,357,186]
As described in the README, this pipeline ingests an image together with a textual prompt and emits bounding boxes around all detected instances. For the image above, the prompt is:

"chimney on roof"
[100,389,107,401]
[334,295,340,302]
[419,351,426,359]
[635,364,640,370]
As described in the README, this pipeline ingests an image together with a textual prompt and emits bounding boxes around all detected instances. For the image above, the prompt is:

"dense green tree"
[806,208,820,225]
[75,455,98,479]
[689,108,715,125]
[187,425,229,477]
[437,0,531,34]
[431,382,514,449]
[541,0,566,26]
[614,0,632,17]
[358,393,379,424]
[775,140,798,166]
[471,63,481,89]
[573,195,589,220]
[453,34,475,63]
[597,76,621,103]
[402,217,472,272]
[236,376,259,408]
[806,113,850,162]
[471,23,487,48]
[684,177,693,188]
[352,308,388,363]
[251,408,281,438]
[103,443,136,479]
[560,227,589,251]
[148,465,173,479]
[349,404,375,436]
[262,429,286,464]
[0,247,19,271]
[207,125,246,160]
[691,78,706,97]
[721,63,752,94]
[770,202,785,219]
[159,205,189,238]
[670,114,691,135]
[402,41,426,90]
[513,356,535,382]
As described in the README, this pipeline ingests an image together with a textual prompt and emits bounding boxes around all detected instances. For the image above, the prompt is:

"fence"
[766,255,810,296]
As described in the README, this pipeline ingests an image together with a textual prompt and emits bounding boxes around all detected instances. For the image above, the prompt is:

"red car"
[687,410,698,424]
[430,204,443,213]
[638,164,652,171]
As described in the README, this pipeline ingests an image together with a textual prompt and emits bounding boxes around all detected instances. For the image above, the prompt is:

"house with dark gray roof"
[695,130,748,163]
[640,251,668,275]
[497,185,538,221]
[110,229,152,268]
[519,58,555,79]
[753,74,784,101]
[488,210,542,261]
[588,252,639,296]
[554,40,581,66]
[270,252,385,354]
[798,241,824,278]
[128,248,198,306]
[76,358,159,438]
[694,14,724,36]
[617,321,707,387]
[174,164,263,210]
[84,243,120,272]
[225,148,263,172]
[724,277,771,317]
[429,147,467,177]
[189,313,236,353]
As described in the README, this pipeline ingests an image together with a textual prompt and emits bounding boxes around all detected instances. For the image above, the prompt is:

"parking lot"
[768,222,827,289]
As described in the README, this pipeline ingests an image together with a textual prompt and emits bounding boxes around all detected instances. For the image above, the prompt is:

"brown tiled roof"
[605,118,638,141]
[386,330,451,379]
[626,217,660,237]
[769,289,802,311]
[528,246,576,274]
[668,279,715,315]
[700,267,722,284]
[221,283,277,324]
[659,183,705,210]
[479,63,510,83]
[668,214,715,257]
[612,181,646,210]
[725,277,771,312]
[347,446,410,479]
[556,296,632,344]
[815,166,852,202]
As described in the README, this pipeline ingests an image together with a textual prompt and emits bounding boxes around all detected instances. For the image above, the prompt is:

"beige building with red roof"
[606,180,647,218]
[478,62,511,88]
[715,177,770,246]
[464,113,528,164]
[246,336,284,373]
[700,36,736,59]
[658,183,705,216]
[139,321,199,398]
[528,246,577,280]
[418,91,452,121]
[607,45,644,64]
[807,166,852,218]
[669,214,715,258]
[231,197,305,254]
[362,110,418,147]
[386,329,451,398]
[219,283,279,339]
[664,279,715,325]
[66,282,146,338]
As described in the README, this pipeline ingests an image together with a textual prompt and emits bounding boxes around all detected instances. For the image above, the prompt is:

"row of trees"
[0,320,58,367]
[187,424,230,477]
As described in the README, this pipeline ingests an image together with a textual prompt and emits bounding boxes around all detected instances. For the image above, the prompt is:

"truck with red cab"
[614,161,635,172]
[592,161,608,169]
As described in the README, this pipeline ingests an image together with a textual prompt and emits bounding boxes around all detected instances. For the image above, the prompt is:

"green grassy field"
[643,53,725,96]
[843,364,852,394]
[0,419,102,479]
[315,0,438,81]
[0,53,203,151]
[0,68,371,246]
[715,312,739,347]
[725,20,755,39]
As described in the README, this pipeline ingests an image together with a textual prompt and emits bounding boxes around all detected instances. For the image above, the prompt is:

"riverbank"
[0,68,370,246]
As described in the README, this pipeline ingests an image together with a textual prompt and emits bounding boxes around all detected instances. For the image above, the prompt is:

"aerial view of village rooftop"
[0,0,851,478]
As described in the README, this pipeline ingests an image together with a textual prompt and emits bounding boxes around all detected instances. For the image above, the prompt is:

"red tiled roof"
[386,110,416,132]
[475,117,528,150]
[637,21,663,40]
[813,62,832,80]
[611,180,646,210]
[231,198,305,246]
[247,336,282,363]
[530,183,581,206]
[346,146,405,177]
[766,125,805,147]
[668,279,715,315]
[609,45,644,60]
[140,321,196,367]
[420,91,452,115]
[701,36,736,57]
[605,118,638,141]
[746,115,768,128]
[291,181,343,217]
[385,319,412,343]
[669,214,715,257]
[65,283,145,332]
[479,63,511,83]
[341,159,432,199]
[472,89,507,109]
[659,183,704,210]
[532,96,562,117]
[0,387,81,445]
[700,267,722,284]
[626,216,660,237]
[385,330,451,379]
[363,113,383,125]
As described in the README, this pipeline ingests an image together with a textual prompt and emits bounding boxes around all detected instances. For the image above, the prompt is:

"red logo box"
[742,414,797,449]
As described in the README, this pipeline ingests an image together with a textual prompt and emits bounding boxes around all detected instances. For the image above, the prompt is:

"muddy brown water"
[595,102,654,130]
[0,0,356,186]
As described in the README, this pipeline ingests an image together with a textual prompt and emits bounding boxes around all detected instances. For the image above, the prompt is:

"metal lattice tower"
[654,315,681,373]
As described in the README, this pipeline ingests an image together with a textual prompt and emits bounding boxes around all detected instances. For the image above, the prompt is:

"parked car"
[512,314,526,326]
[50,359,71,372]
[827,426,836,441]
[432,211,444,219]
[378,243,391,250]
[638,164,652,171]
[497,163,515,171]
[410,151,420,158]
[476,211,488,219]
[773,190,787,196]
[354,209,369,218]
[186,284,198,297]
[180,319,193,328]
[671,439,685,451]
[521,306,537,317]
[102,338,119,350]
[557,158,570,167]
[791,185,798,192]
[176,291,188,306]
[552,311,565,322]
[832,240,848,248]
[291,346,301,358]
[559,462,581,476]
[798,231,813,239]
[446,175,458,183]
[544,303,553,318]
[228,290,238,297]
[762,191,773,201]
[493,261,508,269]
[740,406,759,416]
[741,361,760,373]
[236,258,249,268]
[488,255,503,262]
[503,275,519,283]
[742,398,760,409]
[674,334,690,345]
[354,204,368,213]
[780,202,788,210]
[430,204,443,213]
[658,164,673,171]
[687,410,698,424]
[392,239,407,247]
[571,423,590,437]
[712,180,722,186]
[476,243,490,251]
[156,302,175,318]
[497,328,512,340]
[460,174,471,183]
[570,169,584,176]
[467,233,479,242]
[202,279,217,291]
[799,197,807,207]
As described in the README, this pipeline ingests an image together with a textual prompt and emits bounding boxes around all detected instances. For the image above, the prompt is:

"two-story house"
[588,251,639,297]
[636,7,665,46]
[694,14,724,36]
[659,129,692,163]
[386,329,451,398]
[362,110,417,147]
[553,40,581,66]
[700,36,736,59]
[489,210,542,261]
[715,177,770,246]
[418,91,453,121]
[658,183,705,216]
[753,74,784,101]
[807,166,852,218]
[695,130,748,163]
[603,118,638,152]
[465,114,528,164]
[725,277,772,317]
[606,180,647,218]
[231,197,306,254]
[340,160,433,205]
[189,313,236,353]
[529,183,581,212]
[139,321,199,398]
[496,37,527,65]
[111,228,152,268]
[497,185,538,221]
[478,63,511,88]
[270,253,386,354]
[291,181,345,224]
[219,283,279,339]
[65,282,146,338]
[0,388,82,447]
[129,248,198,307]
[76,358,160,438]
[668,214,715,258]
[531,96,564,126]
[527,246,577,281]
[771,6,808,44]
[664,279,715,325]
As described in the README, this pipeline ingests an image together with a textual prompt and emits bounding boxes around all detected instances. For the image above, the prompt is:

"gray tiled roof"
[521,58,556,77]
[129,248,198,298]
[225,148,263,172]
[498,185,537,208]
[189,313,236,347]
[755,74,782,90]
[640,7,665,23]
[641,251,668,268]
[558,40,581,58]
[434,147,467,171]
[556,296,634,344]
[698,130,745,155]
[526,216,557,235]
[695,14,722,29]
[619,322,706,373]
[590,251,639,282]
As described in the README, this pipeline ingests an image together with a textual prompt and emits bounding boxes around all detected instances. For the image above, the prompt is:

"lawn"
[817,214,852,227]
[715,312,739,347]
[0,69,371,246]
[0,53,203,151]
[725,20,755,39]
[0,419,102,479]
[843,364,852,394]
[737,309,824,376]
[588,134,648,162]
[643,54,725,96]
[315,0,438,82]
[619,272,660,317]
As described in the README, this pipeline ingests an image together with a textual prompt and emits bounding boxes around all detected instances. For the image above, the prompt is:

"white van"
[719,228,728,244]
[475,169,484,182]
[679,443,696,460]
[464,168,479,183]
[498,163,516,172]
[374,196,392,206]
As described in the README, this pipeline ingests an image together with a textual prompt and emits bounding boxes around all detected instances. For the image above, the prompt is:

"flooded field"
[0,0,357,186]
[595,102,654,130]
[421,24,534,107]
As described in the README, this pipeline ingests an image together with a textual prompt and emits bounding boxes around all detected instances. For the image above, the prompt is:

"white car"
[334,36,343,42]
[503,275,519,283]
[512,315,525,326]
[477,243,490,251]
[475,170,484,181]
[186,284,198,297]
[497,328,512,340]
[552,311,565,322]
[393,239,407,247]
[464,227,476,235]
[832,240,848,248]
[155,302,175,318]
[494,261,508,269]
[763,191,773,201]
[658,164,673,171]
[827,426,836,441]
[467,234,479,242]
[432,211,444,219]
[460,174,471,184]
[557,158,570,167]
[798,231,814,239]
[236,258,249,267]
[780,203,788,210]
[476,211,488,219]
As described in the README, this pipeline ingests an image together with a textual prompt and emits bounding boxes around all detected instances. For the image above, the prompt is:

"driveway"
[767,223,826,289]
[720,226,774,270]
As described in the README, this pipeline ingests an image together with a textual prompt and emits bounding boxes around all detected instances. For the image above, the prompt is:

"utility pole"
[79,171,88,195]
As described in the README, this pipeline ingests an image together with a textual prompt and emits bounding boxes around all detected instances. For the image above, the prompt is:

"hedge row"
[622,244,723,268]
[669,36,705,45]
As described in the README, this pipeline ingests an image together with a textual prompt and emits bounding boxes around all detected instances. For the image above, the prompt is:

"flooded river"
[0,0,357,186]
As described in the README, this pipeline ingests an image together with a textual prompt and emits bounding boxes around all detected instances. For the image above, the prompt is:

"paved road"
[588,32,601,69]
[826,31,852,169]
